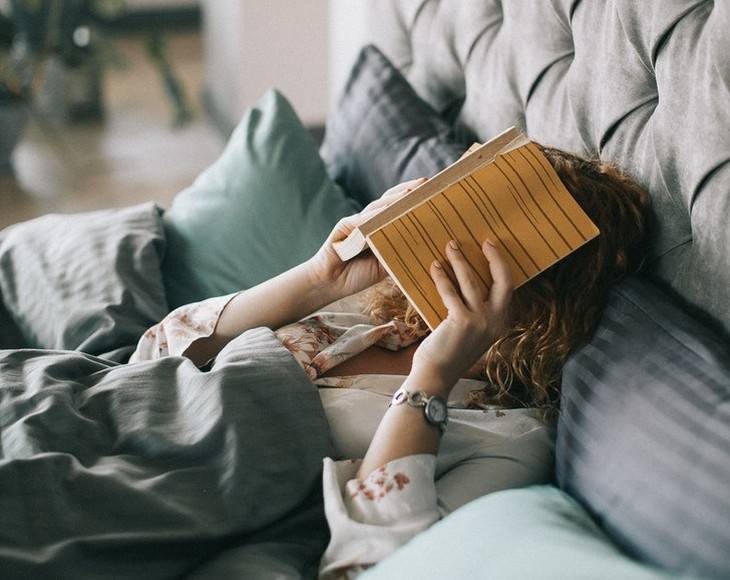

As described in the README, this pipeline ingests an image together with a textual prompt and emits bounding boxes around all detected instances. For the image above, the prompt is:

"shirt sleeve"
[129,292,240,365]
[319,454,440,579]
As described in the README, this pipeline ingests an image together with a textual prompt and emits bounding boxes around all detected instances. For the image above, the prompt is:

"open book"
[334,127,600,330]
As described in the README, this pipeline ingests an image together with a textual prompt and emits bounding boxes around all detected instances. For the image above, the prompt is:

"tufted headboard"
[366,0,730,335]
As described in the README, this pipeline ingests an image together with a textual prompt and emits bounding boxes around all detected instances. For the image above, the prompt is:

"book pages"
[367,141,600,329]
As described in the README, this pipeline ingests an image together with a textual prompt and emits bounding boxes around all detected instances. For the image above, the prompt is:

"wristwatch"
[389,386,448,433]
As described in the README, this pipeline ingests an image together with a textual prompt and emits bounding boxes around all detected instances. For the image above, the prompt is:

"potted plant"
[0,8,30,172]
[0,0,191,172]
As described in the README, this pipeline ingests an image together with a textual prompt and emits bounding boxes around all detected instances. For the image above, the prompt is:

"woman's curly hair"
[360,145,652,415]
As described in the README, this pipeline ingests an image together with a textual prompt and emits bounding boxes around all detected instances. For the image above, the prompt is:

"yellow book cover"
[334,127,600,330]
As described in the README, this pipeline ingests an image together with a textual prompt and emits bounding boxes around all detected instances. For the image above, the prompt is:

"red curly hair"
[361,145,651,414]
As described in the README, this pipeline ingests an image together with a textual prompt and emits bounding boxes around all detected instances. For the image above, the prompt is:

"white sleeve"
[129,292,240,364]
[319,454,440,579]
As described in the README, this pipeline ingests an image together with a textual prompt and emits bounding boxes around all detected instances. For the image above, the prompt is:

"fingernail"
[484,239,496,248]
[432,260,442,269]
[448,240,459,251]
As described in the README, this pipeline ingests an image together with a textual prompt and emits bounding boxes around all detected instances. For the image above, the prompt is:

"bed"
[1,1,729,579]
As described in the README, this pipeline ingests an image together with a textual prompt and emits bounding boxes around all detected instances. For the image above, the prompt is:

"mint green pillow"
[162,89,360,308]
[363,486,688,580]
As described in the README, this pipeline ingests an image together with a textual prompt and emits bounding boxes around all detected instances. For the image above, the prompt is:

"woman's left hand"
[410,239,513,393]
[307,178,427,299]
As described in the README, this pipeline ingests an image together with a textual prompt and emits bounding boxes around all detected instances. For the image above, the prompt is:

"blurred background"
[0,0,371,229]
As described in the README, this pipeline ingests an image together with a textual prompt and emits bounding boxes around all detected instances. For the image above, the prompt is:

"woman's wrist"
[403,365,456,399]
[302,257,351,304]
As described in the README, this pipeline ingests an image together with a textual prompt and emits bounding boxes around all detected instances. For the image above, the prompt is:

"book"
[334,127,600,330]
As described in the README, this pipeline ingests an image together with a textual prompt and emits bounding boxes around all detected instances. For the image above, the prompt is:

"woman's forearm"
[356,369,453,479]
[184,261,341,365]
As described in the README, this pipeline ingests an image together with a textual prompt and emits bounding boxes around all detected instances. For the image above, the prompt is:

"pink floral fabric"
[274,312,426,381]
[131,290,427,382]
[319,454,440,578]
[129,293,239,364]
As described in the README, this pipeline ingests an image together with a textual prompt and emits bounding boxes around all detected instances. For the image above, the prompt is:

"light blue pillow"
[363,485,690,580]
[162,89,361,308]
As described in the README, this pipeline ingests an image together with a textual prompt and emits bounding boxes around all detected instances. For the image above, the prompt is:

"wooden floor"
[0,30,223,230]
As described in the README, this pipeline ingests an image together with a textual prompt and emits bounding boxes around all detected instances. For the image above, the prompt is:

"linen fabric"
[557,277,730,579]
[0,202,168,361]
[162,89,360,309]
[320,44,473,207]
[132,292,555,578]
[0,327,334,580]
[361,485,684,580]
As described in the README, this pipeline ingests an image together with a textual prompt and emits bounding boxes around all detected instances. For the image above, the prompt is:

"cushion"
[162,89,360,309]
[0,202,168,361]
[557,276,730,579]
[320,44,473,207]
[363,485,676,580]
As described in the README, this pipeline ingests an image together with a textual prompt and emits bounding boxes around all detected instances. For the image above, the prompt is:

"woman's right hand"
[410,239,513,393]
[307,178,427,299]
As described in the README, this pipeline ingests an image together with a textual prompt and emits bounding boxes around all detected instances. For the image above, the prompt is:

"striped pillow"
[320,44,472,206]
[556,276,730,579]
[0,203,168,361]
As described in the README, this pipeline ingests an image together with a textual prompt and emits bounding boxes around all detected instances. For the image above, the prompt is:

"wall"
[328,0,371,109]
[202,0,330,128]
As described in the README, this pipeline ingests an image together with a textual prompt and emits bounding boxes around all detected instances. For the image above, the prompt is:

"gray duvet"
[0,206,333,579]
[0,329,333,579]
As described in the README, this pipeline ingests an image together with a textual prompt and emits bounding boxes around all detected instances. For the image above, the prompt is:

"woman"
[132,146,650,578]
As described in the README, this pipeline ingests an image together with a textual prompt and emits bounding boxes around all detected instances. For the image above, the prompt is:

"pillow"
[0,202,168,361]
[363,485,677,580]
[320,44,473,207]
[162,89,360,309]
[557,276,730,579]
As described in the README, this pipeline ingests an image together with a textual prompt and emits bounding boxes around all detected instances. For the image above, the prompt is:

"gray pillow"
[0,202,168,361]
[556,276,730,579]
[320,44,473,206]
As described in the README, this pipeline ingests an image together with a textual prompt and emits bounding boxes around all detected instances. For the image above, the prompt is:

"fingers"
[445,241,490,309]
[430,260,465,313]
[363,177,428,213]
[383,177,427,198]
[482,240,513,312]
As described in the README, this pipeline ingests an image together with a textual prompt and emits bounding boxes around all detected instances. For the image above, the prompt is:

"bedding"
[134,292,555,578]
[557,276,730,579]
[320,44,473,207]
[362,485,683,580]
[0,201,334,579]
[0,202,168,361]
[0,328,333,580]
[162,89,360,309]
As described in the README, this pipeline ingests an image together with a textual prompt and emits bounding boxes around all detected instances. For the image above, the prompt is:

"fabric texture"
[557,277,730,579]
[162,89,360,309]
[320,44,473,207]
[319,455,440,579]
[361,485,683,580]
[367,0,730,336]
[0,202,168,361]
[0,327,334,580]
[133,292,555,578]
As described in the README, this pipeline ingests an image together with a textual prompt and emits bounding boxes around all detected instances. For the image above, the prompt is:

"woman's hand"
[307,178,427,299]
[410,239,513,393]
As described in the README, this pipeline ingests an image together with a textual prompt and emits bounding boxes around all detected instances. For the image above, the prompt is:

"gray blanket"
[0,328,334,579]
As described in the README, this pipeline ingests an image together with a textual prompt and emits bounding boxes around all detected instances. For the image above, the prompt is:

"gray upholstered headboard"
[368,0,730,334]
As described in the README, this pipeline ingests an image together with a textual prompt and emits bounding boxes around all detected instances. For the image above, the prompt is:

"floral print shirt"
[131,292,554,579]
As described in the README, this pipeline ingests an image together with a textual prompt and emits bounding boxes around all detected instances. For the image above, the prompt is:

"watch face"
[426,397,448,424]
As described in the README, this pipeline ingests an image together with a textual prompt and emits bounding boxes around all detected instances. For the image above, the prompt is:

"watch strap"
[389,386,448,432]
